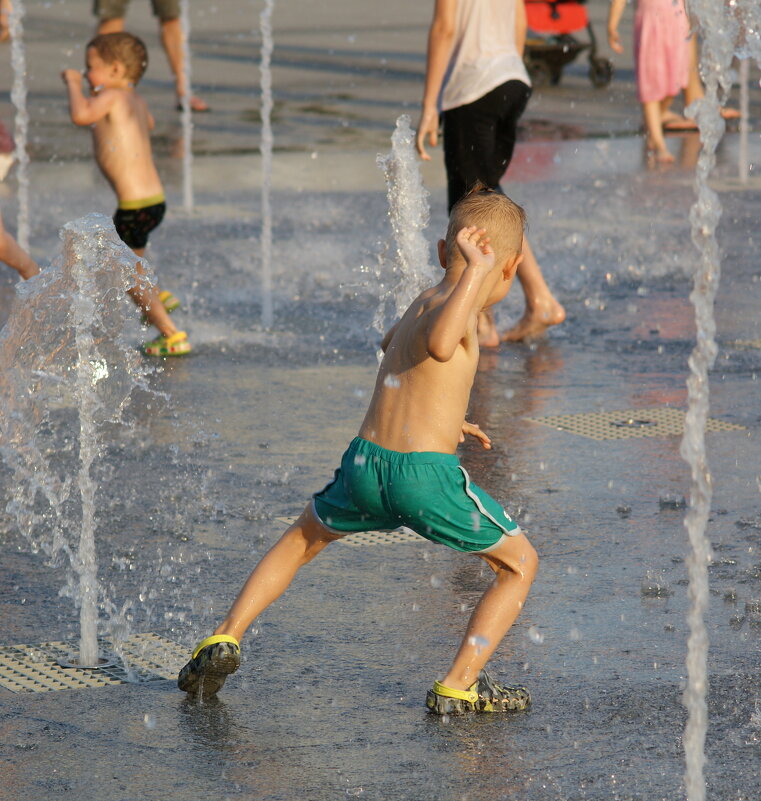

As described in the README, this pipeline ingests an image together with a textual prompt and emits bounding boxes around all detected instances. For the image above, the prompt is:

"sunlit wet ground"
[2,1,761,798]
[1,133,760,800]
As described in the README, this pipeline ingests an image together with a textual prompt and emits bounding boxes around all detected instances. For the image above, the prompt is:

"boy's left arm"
[460,420,491,449]
[61,70,116,126]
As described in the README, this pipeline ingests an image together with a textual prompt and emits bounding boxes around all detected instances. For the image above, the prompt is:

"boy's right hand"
[456,226,495,272]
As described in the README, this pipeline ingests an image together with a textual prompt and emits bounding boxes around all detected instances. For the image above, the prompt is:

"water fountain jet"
[0,214,155,667]
[8,0,30,251]
[258,0,275,328]
[681,4,761,799]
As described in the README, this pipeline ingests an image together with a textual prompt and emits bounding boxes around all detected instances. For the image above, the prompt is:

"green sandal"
[426,670,531,715]
[142,330,192,357]
[178,634,240,698]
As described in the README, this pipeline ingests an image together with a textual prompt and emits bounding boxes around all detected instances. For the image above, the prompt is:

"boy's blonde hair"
[446,184,526,266]
[87,32,148,84]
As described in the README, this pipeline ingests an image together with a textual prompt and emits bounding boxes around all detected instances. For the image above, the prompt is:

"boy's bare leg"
[501,237,566,342]
[0,217,39,279]
[159,17,209,111]
[127,248,178,337]
[214,504,342,642]
[440,532,538,690]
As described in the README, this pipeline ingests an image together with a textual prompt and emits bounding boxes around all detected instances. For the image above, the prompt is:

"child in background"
[178,187,538,716]
[0,210,39,279]
[607,0,691,163]
[62,32,190,356]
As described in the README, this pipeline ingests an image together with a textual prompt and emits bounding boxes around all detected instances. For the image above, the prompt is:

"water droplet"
[569,627,580,641]
[383,374,400,388]
[143,713,156,730]
[430,575,442,588]
[467,635,489,652]
[527,626,544,644]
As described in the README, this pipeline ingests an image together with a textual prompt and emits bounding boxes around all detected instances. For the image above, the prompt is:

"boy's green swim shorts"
[312,437,521,553]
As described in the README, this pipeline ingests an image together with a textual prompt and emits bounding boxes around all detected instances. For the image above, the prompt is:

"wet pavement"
[2,2,761,801]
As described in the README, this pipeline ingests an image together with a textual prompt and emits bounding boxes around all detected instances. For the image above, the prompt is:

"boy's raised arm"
[61,70,116,126]
[426,227,495,362]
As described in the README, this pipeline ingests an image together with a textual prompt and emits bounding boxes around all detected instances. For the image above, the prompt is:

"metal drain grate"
[275,517,422,546]
[525,407,745,441]
[0,632,183,693]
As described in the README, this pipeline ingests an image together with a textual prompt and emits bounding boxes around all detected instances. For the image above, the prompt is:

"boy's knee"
[488,534,538,581]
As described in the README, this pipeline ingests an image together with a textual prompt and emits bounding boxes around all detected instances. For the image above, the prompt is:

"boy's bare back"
[359,224,519,455]
[89,88,163,202]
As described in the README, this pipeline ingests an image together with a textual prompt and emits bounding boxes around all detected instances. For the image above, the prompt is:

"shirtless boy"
[178,187,539,715]
[62,32,190,356]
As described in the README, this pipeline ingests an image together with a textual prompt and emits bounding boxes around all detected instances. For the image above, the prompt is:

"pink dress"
[634,0,691,103]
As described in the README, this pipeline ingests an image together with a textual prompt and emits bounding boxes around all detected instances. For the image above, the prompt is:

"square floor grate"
[0,632,183,693]
[275,517,422,546]
[524,407,745,441]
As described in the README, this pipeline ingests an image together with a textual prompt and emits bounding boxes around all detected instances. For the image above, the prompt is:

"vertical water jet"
[258,0,274,328]
[8,0,29,250]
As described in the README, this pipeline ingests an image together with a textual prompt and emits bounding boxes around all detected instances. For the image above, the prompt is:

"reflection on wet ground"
[1,133,760,800]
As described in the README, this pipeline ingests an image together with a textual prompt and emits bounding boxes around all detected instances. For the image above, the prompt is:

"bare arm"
[416,0,457,160]
[426,227,494,362]
[61,71,117,126]
[514,0,527,57]
[607,0,626,54]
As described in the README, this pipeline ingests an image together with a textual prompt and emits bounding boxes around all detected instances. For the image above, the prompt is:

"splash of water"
[374,115,437,339]
[179,0,194,211]
[8,0,30,250]
[0,214,152,665]
[681,5,761,800]
[259,0,275,328]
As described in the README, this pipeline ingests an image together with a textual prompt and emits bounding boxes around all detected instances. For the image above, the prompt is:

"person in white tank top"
[416,0,565,344]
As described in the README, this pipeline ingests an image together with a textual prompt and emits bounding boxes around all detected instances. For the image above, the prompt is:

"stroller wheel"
[589,57,613,88]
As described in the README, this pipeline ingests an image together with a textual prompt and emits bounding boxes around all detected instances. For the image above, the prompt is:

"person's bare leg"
[127,248,177,337]
[214,504,341,642]
[0,216,39,279]
[684,36,738,119]
[642,100,674,163]
[501,236,566,342]
[440,532,537,690]
[159,17,208,111]
[96,16,125,34]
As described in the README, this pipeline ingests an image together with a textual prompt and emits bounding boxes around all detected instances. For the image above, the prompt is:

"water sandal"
[140,290,180,324]
[426,670,531,715]
[142,330,192,357]
[178,634,240,698]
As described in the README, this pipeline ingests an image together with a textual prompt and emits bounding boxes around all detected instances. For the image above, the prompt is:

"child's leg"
[440,531,538,691]
[126,248,178,337]
[501,236,566,342]
[642,99,675,163]
[214,503,343,642]
[0,215,39,279]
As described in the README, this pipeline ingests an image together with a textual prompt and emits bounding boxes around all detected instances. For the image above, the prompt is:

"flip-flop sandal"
[142,330,192,357]
[178,635,240,698]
